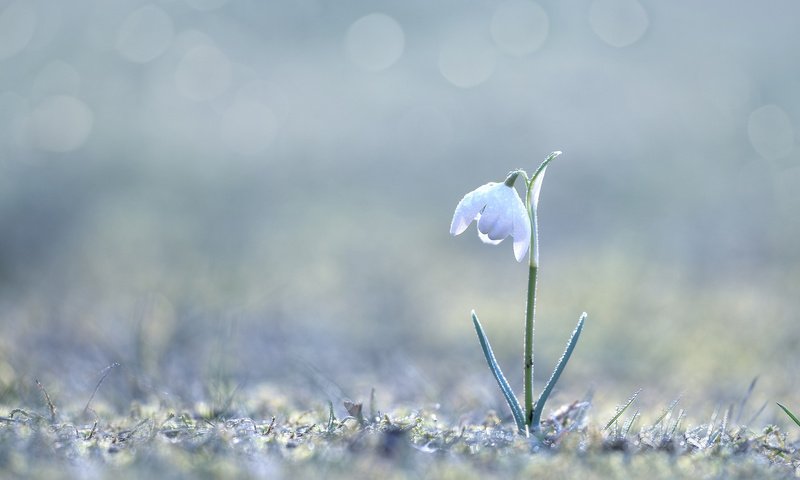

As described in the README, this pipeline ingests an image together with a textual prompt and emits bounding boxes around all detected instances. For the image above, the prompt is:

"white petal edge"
[478,228,504,245]
[449,183,495,236]
[512,235,529,262]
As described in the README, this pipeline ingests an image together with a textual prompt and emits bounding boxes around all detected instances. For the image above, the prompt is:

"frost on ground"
[1,391,799,479]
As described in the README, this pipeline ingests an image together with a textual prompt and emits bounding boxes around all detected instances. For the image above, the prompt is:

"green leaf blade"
[531,151,562,181]
[777,403,800,428]
[531,312,586,430]
[471,310,526,433]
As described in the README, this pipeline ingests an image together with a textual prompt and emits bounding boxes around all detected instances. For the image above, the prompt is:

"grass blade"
[652,394,682,427]
[777,403,800,428]
[531,312,586,430]
[84,362,120,415]
[736,376,758,424]
[326,401,335,433]
[604,388,642,431]
[704,407,719,448]
[621,410,640,438]
[471,310,526,433]
[665,409,685,443]
[721,405,731,436]
[748,401,768,425]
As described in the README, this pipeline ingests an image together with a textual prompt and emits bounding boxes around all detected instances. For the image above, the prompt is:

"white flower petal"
[486,203,513,240]
[451,180,532,260]
[476,202,499,235]
[477,185,517,240]
[512,235,529,262]
[511,192,531,262]
[449,182,495,236]
[510,190,530,237]
[478,228,504,245]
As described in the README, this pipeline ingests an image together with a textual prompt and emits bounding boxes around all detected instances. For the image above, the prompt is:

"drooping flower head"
[449,173,531,262]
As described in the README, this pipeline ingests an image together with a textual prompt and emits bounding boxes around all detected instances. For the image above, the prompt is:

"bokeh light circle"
[397,106,454,156]
[174,45,232,102]
[0,0,37,60]
[589,0,649,48]
[31,61,81,99]
[490,0,549,56]
[185,0,230,12]
[747,104,795,160]
[0,92,28,150]
[116,5,174,63]
[221,85,278,156]
[27,95,93,152]
[438,30,496,88]
[345,13,405,72]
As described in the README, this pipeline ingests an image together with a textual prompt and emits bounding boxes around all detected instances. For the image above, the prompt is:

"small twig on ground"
[84,362,121,415]
[86,420,99,440]
[35,378,57,423]
[8,408,40,421]
[265,416,276,435]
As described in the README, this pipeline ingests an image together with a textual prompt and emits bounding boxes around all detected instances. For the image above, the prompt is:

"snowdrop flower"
[449,174,531,262]
[451,152,583,436]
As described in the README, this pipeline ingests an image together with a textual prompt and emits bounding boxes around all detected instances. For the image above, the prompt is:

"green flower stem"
[524,262,537,428]
[523,151,559,430]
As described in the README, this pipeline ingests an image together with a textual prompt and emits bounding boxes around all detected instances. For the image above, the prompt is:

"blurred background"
[0,0,799,423]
